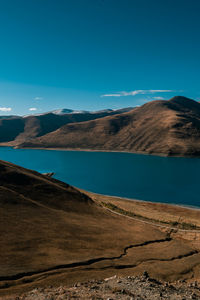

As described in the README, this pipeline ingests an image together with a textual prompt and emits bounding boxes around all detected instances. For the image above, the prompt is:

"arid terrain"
[14,96,200,157]
[1,160,200,298]
[4,275,200,299]
[0,107,132,144]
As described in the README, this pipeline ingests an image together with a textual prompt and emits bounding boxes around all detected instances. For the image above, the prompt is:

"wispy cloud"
[34,96,43,100]
[101,90,174,97]
[29,107,37,111]
[152,96,165,100]
[102,93,122,97]
[0,107,12,112]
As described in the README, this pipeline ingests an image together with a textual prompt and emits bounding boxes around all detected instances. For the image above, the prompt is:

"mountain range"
[12,96,200,157]
[0,107,133,144]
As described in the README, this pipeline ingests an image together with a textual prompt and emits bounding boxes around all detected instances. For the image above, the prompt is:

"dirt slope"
[1,160,200,296]
[19,96,200,156]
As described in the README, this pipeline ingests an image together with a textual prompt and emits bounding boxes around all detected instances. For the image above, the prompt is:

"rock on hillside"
[5,275,200,299]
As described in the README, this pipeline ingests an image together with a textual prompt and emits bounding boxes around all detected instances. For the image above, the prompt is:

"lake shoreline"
[0,145,199,210]
[1,143,200,158]
[81,188,200,212]
[16,146,200,158]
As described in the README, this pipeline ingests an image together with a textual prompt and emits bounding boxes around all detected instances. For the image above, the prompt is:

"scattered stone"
[143,271,149,279]
[4,275,200,300]
[104,275,117,281]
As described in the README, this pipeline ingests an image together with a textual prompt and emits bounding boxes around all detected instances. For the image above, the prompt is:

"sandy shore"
[82,189,200,230]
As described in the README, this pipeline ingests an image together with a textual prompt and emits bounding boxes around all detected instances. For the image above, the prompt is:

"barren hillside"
[19,96,200,156]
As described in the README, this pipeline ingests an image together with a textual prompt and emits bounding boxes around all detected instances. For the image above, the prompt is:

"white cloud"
[0,107,12,112]
[29,107,37,111]
[34,97,43,100]
[152,96,165,100]
[101,90,174,97]
[101,93,122,97]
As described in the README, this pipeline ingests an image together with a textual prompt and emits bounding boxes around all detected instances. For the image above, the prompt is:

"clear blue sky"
[0,0,200,115]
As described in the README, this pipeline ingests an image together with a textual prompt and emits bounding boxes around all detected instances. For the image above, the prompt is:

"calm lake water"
[0,147,199,207]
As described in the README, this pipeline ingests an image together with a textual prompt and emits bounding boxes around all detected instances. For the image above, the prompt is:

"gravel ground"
[4,273,200,300]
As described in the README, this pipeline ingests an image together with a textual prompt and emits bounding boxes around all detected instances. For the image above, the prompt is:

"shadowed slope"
[20,96,200,156]
[0,118,24,142]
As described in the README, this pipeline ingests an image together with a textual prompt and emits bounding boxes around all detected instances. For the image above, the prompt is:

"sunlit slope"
[20,96,200,156]
[0,159,164,278]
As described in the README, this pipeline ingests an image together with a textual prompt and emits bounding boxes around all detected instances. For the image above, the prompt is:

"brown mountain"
[19,96,200,156]
[0,108,133,144]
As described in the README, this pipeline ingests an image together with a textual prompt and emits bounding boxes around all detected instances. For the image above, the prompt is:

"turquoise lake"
[0,147,199,207]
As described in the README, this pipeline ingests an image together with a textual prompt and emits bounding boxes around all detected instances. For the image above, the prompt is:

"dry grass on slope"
[19,96,200,156]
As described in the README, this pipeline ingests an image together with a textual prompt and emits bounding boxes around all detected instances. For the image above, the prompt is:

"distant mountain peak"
[51,108,87,115]
[169,96,197,104]
[50,107,133,115]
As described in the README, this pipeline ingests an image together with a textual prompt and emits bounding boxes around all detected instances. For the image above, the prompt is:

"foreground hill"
[0,107,133,144]
[19,96,200,156]
[1,160,200,296]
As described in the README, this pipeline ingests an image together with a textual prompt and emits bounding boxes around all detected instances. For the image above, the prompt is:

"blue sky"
[0,0,200,115]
